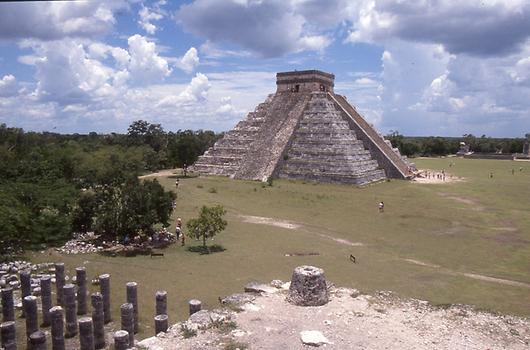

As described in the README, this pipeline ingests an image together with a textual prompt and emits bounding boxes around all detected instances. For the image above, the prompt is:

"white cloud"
[0,0,127,40]
[138,5,164,35]
[347,0,530,57]
[176,0,333,57]
[511,56,530,84]
[127,34,171,83]
[177,47,200,73]
[199,41,251,59]
[29,40,119,105]
[157,73,210,107]
[0,75,18,97]
[297,35,331,52]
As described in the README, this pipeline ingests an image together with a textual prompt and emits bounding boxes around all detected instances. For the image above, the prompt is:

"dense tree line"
[0,121,220,255]
[386,131,526,157]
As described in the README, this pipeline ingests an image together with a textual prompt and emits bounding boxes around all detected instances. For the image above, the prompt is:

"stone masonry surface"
[192,70,414,185]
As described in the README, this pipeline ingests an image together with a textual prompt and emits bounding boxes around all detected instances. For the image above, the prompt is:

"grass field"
[28,157,530,340]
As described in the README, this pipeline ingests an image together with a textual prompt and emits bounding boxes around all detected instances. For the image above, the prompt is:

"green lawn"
[28,157,530,341]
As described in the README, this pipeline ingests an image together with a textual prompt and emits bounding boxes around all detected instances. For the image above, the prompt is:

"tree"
[186,205,227,251]
[93,176,176,239]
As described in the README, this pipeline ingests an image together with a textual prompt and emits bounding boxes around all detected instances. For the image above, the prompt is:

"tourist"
[175,226,181,240]
[378,201,384,213]
[175,179,179,188]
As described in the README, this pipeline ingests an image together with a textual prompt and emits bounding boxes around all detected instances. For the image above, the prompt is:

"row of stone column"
[0,265,111,350]
[1,294,203,350]
[1,264,203,350]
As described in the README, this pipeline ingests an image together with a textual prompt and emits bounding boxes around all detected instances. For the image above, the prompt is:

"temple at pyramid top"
[192,69,415,184]
[276,70,335,93]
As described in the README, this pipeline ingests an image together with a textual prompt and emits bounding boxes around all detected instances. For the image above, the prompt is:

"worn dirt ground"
[139,283,530,350]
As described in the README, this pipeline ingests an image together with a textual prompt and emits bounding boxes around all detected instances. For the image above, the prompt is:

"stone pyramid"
[192,70,414,185]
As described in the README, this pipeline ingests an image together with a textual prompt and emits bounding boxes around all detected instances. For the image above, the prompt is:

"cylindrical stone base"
[23,295,39,343]
[189,299,201,316]
[29,330,47,350]
[55,263,65,306]
[154,314,168,334]
[50,306,65,350]
[126,282,138,333]
[63,284,77,338]
[155,291,167,316]
[79,317,95,350]
[287,265,329,306]
[76,267,88,316]
[91,293,106,350]
[20,270,31,318]
[1,288,15,322]
[40,275,52,327]
[0,321,16,350]
[120,303,134,346]
[99,274,111,324]
[113,330,129,350]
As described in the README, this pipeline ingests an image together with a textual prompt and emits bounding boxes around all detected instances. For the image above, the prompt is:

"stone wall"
[329,93,413,180]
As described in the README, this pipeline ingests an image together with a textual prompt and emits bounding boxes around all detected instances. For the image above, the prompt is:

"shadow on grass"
[187,244,226,255]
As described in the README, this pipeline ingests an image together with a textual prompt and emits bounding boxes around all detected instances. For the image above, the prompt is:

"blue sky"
[1,0,530,137]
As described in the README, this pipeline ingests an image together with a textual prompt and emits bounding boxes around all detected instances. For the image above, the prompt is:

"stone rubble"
[136,277,530,350]
[0,261,61,311]
[300,330,332,346]
[54,232,104,255]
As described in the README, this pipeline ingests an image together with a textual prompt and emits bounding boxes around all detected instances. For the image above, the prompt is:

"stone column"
[188,299,201,316]
[120,303,134,346]
[76,267,88,315]
[113,330,129,350]
[154,314,168,334]
[287,265,329,306]
[155,291,167,316]
[23,295,39,346]
[0,321,16,350]
[63,284,77,338]
[50,306,65,350]
[29,330,47,350]
[55,263,66,306]
[79,317,95,350]
[20,270,31,318]
[126,282,138,333]
[91,293,106,350]
[40,274,52,327]
[1,287,15,322]
[99,274,111,324]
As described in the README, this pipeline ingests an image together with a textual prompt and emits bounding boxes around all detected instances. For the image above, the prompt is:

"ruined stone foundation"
[192,70,414,185]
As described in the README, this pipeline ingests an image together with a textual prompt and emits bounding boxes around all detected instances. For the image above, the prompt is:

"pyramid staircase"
[191,70,414,185]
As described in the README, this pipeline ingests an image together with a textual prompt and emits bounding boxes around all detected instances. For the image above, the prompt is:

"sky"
[0,0,530,137]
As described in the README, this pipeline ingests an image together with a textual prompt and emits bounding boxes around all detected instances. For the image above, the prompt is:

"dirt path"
[135,169,529,291]
[239,214,529,290]
[404,258,530,289]
[412,169,464,184]
[139,169,177,179]
[238,214,364,247]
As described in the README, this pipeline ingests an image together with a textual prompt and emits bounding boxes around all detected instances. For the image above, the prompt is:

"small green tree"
[187,205,227,251]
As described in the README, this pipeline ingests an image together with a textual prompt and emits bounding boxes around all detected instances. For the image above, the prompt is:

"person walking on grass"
[378,201,384,213]
[176,217,182,240]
